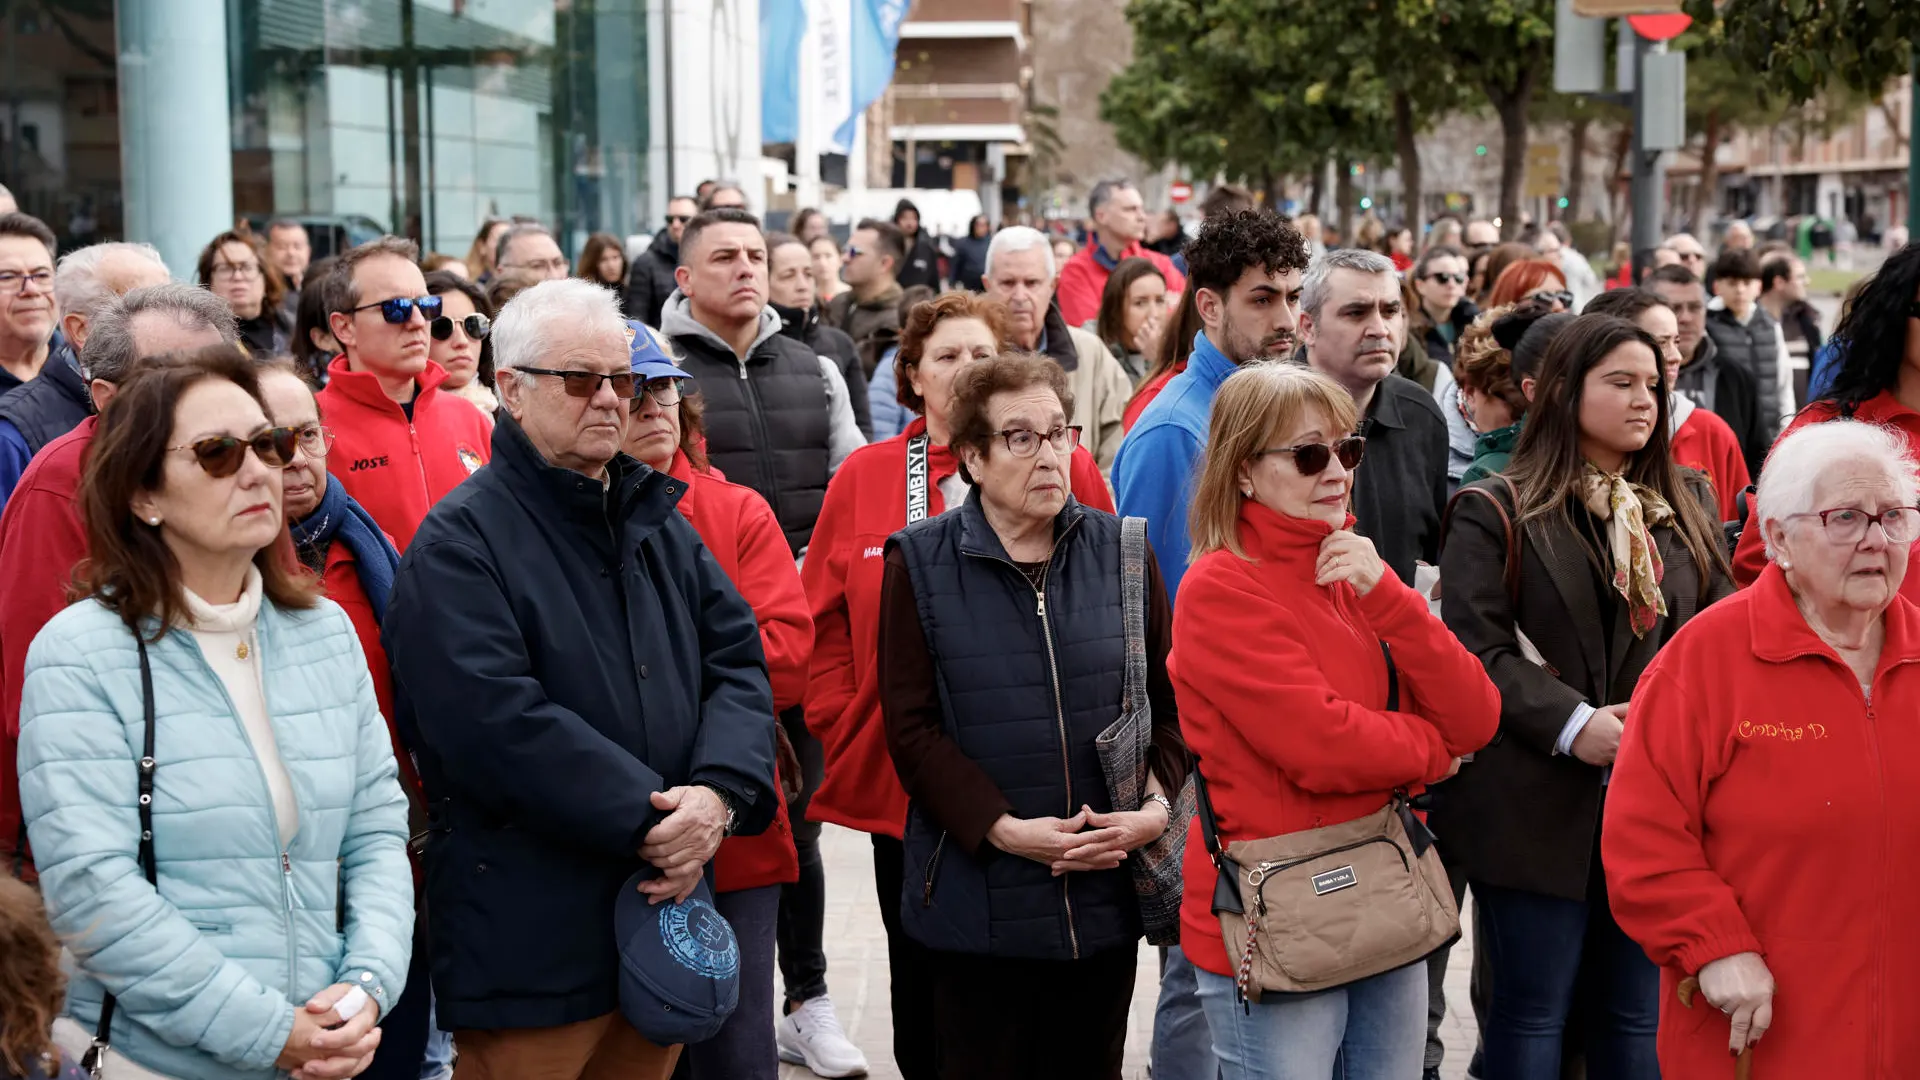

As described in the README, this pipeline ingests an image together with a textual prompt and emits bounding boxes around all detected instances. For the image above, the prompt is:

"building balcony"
[901,0,1025,49]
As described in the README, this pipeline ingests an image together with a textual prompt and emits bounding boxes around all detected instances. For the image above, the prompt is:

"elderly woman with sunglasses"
[425,269,497,421]
[17,345,414,1080]
[877,351,1188,1080]
[1604,419,1920,1079]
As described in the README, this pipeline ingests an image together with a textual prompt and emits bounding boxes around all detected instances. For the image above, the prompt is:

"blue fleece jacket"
[1110,330,1238,600]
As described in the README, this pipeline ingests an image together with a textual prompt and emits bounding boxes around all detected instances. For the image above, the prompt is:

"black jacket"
[0,333,88,456]
[1417,299,1479,365]
[623,228,681,328]
[898,230,942,292]
[1703,304,1784,443]
[949,233,991,292]
[664,298,836,554]
[384,412,777,1031]
[1674,334,1769,478]
[236,309,292,358]
[775,300,872,437]
[1433,476,1732,900]
[1351,374,1451,585]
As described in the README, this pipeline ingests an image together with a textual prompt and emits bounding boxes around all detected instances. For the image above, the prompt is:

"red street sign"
[1169,182,1194,204]
[1627,12,1691,40]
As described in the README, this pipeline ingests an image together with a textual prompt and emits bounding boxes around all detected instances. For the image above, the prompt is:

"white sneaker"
[776,994,870,1077]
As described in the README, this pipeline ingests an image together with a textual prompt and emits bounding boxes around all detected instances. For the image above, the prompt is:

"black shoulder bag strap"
[83,639,158,1079]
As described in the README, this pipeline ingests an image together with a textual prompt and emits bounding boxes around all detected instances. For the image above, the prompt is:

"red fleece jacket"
[1669,405,1752,521]
[1056,241,1187,328]
[800,416,1114,838]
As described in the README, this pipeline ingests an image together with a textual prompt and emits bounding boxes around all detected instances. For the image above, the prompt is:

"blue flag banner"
[761,0,807,144]
[833,0,908,152]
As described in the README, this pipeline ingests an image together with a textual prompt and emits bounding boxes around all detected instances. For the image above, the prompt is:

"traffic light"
[1557,197,1570,209]
[1475,145,1488,156]
[1359,196,1373,210]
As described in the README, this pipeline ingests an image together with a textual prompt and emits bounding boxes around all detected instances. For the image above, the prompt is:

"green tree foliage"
[1690,0,1920,102]
[1429,0,1556,238]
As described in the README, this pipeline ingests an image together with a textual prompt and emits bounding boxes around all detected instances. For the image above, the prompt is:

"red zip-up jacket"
[801,416,1114,837]
[1604,564,1920,1078]
[1734,391,1920,595]
[670,452,809,891]
[1170,503,1499,976]
[316,357,492,551]
[1669,404,1752,521]
[1056,241,1187,328]
[0,417,94,877]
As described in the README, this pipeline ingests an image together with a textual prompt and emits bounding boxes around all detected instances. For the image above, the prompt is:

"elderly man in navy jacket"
[385,277,776,1080]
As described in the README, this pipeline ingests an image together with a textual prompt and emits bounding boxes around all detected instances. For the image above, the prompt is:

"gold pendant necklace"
[236,639,250,661]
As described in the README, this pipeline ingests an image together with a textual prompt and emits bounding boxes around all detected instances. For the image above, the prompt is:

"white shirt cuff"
[1555,702,1596,757]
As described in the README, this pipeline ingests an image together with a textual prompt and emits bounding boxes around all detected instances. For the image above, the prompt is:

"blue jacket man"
[383,279,777,1067]
[1112,330,1237,600]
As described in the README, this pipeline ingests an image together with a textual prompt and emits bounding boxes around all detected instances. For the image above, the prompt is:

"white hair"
[1300,248,1395,317]
[56,242,168,323]
[1756,419,1920,558]
[491,278,628,380]
[984,225,1056,281]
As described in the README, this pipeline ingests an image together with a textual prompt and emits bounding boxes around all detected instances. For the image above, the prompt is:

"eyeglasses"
[288,424,335,458]
[1422,272,1467,285]
[995,425,1081,457]
[1678,251,1706,263]
[665,214,693,225]
[0,270,53,295]
[845,245,866,258]
[504,257,570,274]
[349,295,443,324]
[211,262,262,282]
[1254,435,1367,476]
[517,366,637,398]
[167,427,299,478]
[626,377,687,411]
[431,313,491,341]
[1791,506,1920,545]
[1532,289,1575,309]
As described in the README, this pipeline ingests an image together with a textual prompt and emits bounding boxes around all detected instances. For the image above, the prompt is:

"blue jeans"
[1195,961,1427,1080]
[1151,945,1220,1080]
[1472,880,1659,1080]
[421,996,453,1079]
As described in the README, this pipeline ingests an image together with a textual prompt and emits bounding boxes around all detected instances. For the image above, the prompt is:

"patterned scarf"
[1579,464,1673,637]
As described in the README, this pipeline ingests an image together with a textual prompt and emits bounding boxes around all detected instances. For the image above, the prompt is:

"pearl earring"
[1778,558,1792,570]
[1241,488,1254,498]
[148,517,161,526]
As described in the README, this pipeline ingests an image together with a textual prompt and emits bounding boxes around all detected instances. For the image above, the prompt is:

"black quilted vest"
[0,344,89,454]
[670,328,832,554]
[888,492,1139,961]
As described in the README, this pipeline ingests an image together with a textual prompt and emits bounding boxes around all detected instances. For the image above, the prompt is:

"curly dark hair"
[1183,210,1310,298]
[0,873,63,1076]
[1822,241,1920,413]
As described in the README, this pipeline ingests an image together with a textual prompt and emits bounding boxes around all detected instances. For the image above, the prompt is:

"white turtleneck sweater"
[182,567,299,848]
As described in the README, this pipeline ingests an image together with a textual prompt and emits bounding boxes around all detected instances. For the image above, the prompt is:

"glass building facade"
[2,0,655,262]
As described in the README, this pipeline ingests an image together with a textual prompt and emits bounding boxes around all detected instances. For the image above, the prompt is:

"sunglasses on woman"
[349,295,444,324]
[1254,435,1366,476]
[431,313,491,341]
[167,427,300,478]
[1422,272,1467,285]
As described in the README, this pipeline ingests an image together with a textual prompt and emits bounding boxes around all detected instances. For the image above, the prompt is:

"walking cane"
[1677,976,1754,1080]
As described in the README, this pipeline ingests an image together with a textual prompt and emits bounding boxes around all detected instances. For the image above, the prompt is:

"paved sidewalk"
[779,824,1478,1080]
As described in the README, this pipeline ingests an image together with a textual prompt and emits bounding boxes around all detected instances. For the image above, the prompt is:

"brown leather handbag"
[1196,644,1460,1001]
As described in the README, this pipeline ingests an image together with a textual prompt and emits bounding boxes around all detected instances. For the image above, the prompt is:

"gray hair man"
[661,207,864,555]
[384,277,776,1080]
[1299,247,1449,586]
[495,223,569,281]
[1056,179,1187,326]
[0,242,173,478]
[983,225,1135,471]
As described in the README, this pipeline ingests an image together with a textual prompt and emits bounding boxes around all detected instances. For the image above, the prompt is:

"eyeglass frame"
[1251,435,1367,476]
[348,295,444,324]
[501,256,571,274]
[1420,272,1468,285]
[0,269,54,295]
[285,423,336,459]
[626,377,689,411]
[164,427,300,478]
[516,366,639,399]
[1785,505,1920,545]
[992,425,1082,458]
[431,313,491,341]
[210,260,263,282]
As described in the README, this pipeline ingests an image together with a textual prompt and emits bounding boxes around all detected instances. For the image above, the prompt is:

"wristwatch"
[1144,792,1174,819]
[698,783,740,836]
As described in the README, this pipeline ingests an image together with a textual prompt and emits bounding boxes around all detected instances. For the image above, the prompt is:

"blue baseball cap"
[614,865,739,1045]
[625,321,692,382]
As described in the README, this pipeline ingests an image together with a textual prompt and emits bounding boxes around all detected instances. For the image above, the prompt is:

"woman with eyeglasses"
[1436,315,1734,1080]
[620,326,812,1080]
[197,230,292,359]
[19,345,414,1080]
[424,270,497,422]
[877,350,1187,1080]
[1171,363,1496,1079]
[1604,419,1920,1079]
[804,299,1113,1080]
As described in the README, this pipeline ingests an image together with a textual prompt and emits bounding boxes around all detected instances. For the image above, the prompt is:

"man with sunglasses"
[825,217,906,377]
[663,207,864,556]
[317,236,493,552]
[383,277,776,1080]
[625,195,698,328]
[0,283,237,880]
[1299,247,1450,588]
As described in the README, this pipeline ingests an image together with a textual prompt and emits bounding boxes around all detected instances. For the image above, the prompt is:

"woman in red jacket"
[1171,363,1498,1079]
[623,330,812,1080]
[1605,418,1920,1077]
[801,291,1113,1080]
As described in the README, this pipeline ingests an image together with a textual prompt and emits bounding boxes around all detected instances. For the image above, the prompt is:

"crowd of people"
[0,171,1916,1080]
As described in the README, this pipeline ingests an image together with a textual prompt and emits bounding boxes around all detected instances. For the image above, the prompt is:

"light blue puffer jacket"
[17,597,413,1080]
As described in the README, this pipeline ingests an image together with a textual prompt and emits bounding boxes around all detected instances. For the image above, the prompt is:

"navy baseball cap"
[614,866,739,1045]
[625,321,692,382]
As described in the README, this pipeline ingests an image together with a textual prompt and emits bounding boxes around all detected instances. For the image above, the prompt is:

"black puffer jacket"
[774,299,871,437]
[0,332,89,456]
[623,228,680,328]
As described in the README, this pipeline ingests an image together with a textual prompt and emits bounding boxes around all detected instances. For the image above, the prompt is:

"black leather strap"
[85,638,158,1077]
